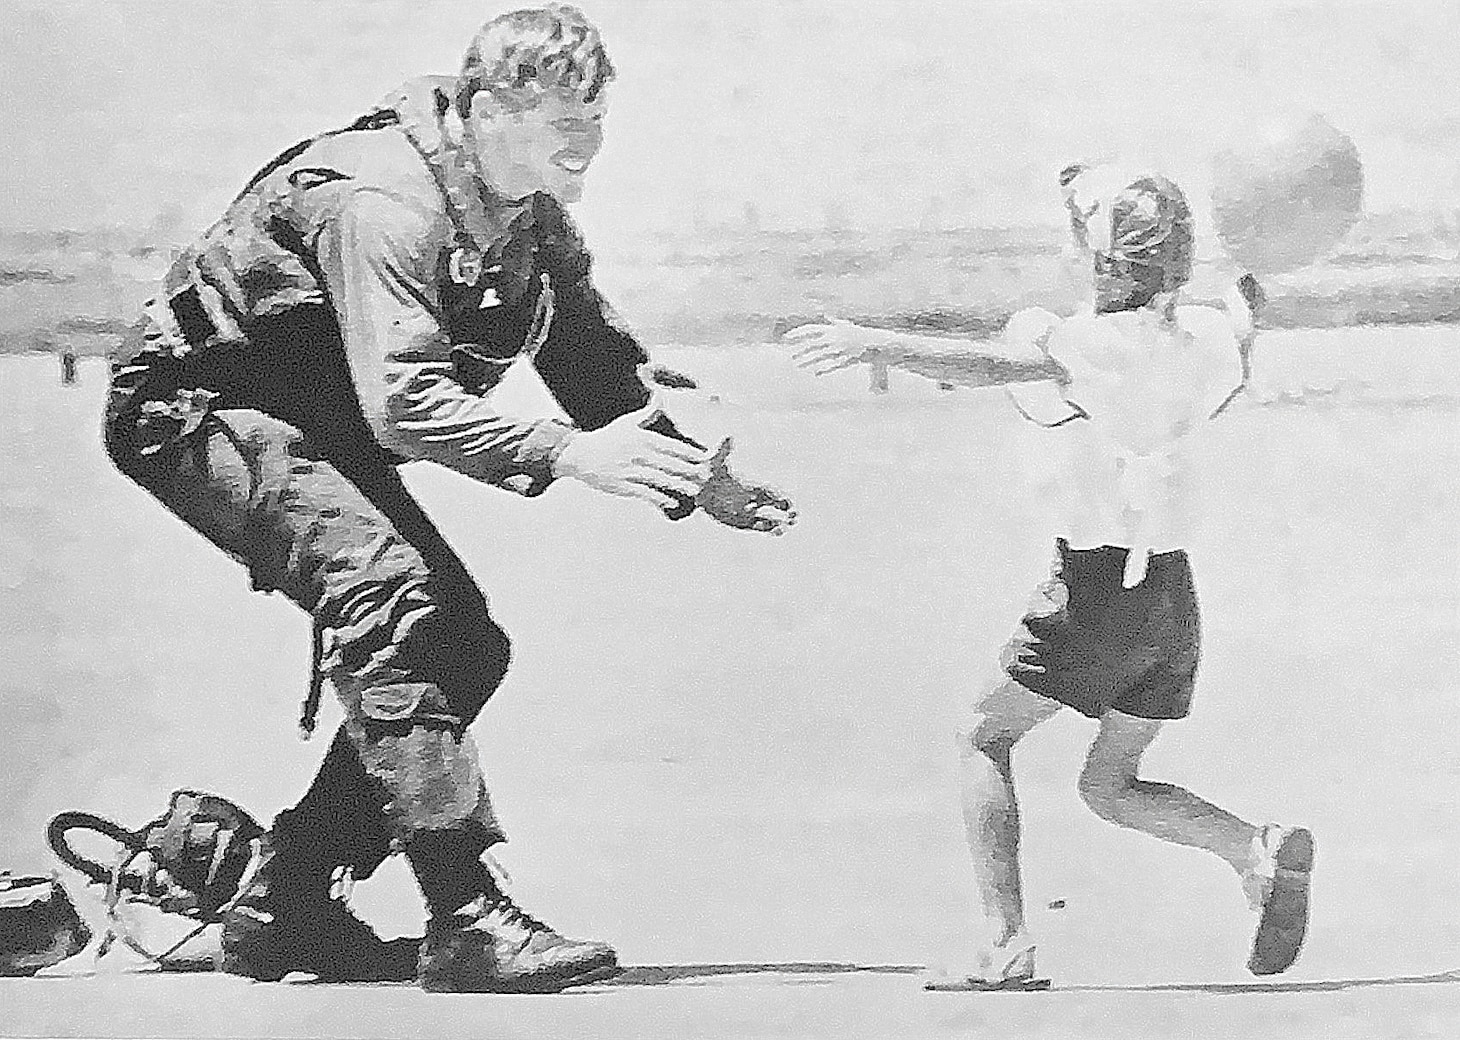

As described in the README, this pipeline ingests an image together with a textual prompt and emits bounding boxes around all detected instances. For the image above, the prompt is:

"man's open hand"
[553,404,710,512]
[698,437,796,535]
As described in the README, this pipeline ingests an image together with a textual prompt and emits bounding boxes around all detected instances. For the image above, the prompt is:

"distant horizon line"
[2,205,1457,248]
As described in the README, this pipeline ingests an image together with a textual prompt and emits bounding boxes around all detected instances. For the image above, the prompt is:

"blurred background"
[4,0,1460,350]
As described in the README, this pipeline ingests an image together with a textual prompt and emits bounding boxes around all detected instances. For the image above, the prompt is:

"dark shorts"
[1001,539,1201,720]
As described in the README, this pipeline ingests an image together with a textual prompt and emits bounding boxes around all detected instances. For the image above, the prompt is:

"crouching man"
[105,4,793,993]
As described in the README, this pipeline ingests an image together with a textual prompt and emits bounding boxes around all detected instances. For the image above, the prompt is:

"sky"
[3,0,1460,248]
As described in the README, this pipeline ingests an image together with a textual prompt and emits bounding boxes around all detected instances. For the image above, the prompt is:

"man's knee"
[326,573,510,728]
[412,592,511,724]
[103,411,152,485]
[445,601,511,703]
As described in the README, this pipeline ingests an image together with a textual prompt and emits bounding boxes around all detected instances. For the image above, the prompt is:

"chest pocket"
[440,232,554,393]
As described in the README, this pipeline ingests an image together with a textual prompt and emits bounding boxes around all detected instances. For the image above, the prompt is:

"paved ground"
[5,962,1460,1040]
[2,333,1458,1037]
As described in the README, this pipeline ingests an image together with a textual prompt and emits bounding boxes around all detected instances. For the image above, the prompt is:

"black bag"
[0,872,92,976]
[48,789,265,968]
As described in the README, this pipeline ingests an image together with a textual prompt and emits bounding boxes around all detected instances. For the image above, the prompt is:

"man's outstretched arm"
[319,194,720,515]
[317,191,577,497]
[531,201,796,533]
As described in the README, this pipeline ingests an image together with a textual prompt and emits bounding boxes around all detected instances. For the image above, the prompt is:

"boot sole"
[421,956,621,994]
[1248,827,1316,976]
[224,933,423,984]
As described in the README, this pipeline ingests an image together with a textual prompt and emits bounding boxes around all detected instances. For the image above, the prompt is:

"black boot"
[219,833,419,982]
[220,728,419,982]
[408,830,618,993]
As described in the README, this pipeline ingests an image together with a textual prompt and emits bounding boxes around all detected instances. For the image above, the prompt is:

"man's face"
[466,87,607,203]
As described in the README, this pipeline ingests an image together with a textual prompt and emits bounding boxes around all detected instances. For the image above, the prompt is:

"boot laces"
[479,853,552,936]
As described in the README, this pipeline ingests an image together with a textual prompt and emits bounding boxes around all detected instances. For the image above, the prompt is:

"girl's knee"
[1080,711,1162,817]
[1077,761,1133,819]
[956,679,1058,756]
[955,718,1015,760]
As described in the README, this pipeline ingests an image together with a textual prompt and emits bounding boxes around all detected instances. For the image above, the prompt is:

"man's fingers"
[705,499,797,534]
[735,495,797,524]
[750,511,796,535]
[641,451,710,484]
[621,478,677,511]
[743,484,790,511]
[615,397,665,428]
[630,468,702,498]
[792,344,849,366]
[784,318,856,339]
[645,435,711,466]
[788,334,835,354]
[794,350,860,373]
[789,333,842,355]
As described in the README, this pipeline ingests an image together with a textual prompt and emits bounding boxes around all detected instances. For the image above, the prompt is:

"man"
[786,173,1311,989]
[105,4,793,994]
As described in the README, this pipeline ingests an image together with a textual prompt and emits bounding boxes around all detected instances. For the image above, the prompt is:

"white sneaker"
[924,931,1050,992]
[1242,824,1316,976]
[1241,824,1282,912]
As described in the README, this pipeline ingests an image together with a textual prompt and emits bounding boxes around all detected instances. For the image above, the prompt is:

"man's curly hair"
[456,4,616,118]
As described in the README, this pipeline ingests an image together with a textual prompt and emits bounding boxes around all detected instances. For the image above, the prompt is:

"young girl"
[787,172,1312,990]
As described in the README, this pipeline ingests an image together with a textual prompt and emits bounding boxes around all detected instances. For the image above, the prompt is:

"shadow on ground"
[596,962,1460,995]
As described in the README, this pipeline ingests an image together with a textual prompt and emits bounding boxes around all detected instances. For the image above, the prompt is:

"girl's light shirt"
[1008,305,1244,586]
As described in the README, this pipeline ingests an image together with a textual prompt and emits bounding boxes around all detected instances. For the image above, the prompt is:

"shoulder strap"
[235,108,403,201]
[394,95,477,253]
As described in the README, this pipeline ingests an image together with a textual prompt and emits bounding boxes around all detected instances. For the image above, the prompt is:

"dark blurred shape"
[1212,113,1364,276]
[0,873,92,976]
[646,364,698,390]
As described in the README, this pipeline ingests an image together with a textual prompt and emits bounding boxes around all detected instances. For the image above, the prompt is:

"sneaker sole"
[1248,827,1315,976]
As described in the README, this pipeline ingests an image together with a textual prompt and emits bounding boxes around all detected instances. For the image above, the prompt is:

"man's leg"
[239,423,615,991]
[312,468,620,992]
[106,409,613,990]
[938,677,1060,989]
[104,408,427,979]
